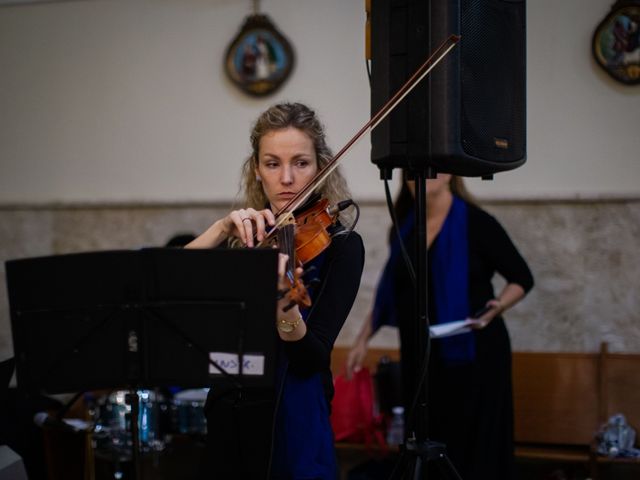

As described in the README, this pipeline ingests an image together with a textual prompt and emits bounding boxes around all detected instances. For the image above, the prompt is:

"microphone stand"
[127,390,143,480]
[391,167,463,480]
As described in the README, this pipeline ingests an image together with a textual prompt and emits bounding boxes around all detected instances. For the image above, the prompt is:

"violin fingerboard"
[277,224,296,271]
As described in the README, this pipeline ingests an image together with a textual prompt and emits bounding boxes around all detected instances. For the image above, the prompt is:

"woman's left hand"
[184,207,275,249]
[469,299,503,330]
[223,207,276,247]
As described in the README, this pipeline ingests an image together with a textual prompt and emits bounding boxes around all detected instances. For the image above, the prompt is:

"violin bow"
[264,34,461,238]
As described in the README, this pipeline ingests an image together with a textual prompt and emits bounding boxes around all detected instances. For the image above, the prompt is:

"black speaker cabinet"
[371,0,526,177]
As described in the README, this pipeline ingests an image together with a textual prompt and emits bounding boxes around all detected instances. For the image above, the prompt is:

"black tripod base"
[395,439,463,480]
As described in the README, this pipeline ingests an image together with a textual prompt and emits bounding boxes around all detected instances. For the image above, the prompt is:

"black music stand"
[6,247,280,479]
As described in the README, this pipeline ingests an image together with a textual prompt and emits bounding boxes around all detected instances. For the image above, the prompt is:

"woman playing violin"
[187,102,365,480]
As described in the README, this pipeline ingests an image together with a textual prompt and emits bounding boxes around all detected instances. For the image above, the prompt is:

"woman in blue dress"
[347,173,533,480]
[187,102,365,479]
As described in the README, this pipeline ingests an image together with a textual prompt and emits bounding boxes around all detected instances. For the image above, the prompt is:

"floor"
[336,450,640,480]
[45,434,640,480]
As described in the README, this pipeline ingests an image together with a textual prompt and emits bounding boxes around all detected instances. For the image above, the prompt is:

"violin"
[271,35,461,310]
[293,196,356,264]
[272,195,351,311]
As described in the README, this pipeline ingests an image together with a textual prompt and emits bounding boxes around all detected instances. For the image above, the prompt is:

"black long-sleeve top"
[284,230,365,403]
[462,202,534,310]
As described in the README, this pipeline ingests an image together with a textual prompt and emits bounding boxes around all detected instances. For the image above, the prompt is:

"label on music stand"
[209,352,265,376]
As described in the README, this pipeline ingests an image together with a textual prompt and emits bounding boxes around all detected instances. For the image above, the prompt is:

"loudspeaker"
[371,0,526,177]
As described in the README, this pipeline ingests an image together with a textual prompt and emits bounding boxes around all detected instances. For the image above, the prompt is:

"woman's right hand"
[345,312,374,379]
[345,337,368,380]
[220,207,276,247]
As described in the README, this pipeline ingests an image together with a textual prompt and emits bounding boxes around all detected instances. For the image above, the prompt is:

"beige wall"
[2,199,639,363]
[0,0,639,204]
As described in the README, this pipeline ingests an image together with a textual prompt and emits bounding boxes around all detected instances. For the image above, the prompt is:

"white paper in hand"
[429,319,476,339]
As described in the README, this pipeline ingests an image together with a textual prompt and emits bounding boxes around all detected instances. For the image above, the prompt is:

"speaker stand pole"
[398,166,463,480]
[126,390,143,480]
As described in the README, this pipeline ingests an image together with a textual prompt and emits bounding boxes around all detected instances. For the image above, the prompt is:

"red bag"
[330,368,385,447]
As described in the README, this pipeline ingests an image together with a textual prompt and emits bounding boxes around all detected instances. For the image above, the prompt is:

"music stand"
[6,247,280,478]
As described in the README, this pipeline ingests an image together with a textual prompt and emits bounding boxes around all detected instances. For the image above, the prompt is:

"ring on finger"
[242,218,252,223]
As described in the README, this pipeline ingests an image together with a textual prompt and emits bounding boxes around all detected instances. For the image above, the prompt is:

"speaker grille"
[370,0,526,175]
[460,0,526,162]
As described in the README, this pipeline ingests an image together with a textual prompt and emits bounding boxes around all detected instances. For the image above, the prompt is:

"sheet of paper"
[429,319,476,339]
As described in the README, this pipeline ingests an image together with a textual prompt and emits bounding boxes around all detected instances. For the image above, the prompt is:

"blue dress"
[202,228,365,480]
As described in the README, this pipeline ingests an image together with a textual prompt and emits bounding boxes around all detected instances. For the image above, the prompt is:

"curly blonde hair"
[239,103,351,212]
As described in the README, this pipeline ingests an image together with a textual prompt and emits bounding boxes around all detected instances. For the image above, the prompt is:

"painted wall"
[0,0,638,205]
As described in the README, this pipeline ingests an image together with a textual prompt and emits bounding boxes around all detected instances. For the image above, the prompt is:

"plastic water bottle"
[386,406,405,446]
